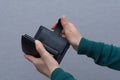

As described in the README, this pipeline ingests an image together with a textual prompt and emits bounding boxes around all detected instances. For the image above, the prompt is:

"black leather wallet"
[21,19,70,63]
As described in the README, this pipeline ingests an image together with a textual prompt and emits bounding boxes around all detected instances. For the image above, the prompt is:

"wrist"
[73,36,82,51]
[77,36,82,49]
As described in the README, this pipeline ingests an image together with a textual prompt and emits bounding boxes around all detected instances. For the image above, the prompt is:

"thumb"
[35,40,59,74]
[61,16,69,29]
[35,40,49,58]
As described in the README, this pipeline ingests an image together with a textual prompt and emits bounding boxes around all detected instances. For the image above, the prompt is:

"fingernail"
[35,40,40,45]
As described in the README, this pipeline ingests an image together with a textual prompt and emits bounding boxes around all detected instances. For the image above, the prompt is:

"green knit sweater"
[51,38,120,80]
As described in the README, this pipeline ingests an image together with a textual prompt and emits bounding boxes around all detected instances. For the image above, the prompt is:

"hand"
[52,16,82,51]
[24,40,60,78]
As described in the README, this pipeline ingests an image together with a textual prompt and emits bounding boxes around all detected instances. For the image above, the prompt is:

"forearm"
[51,68,75,80]
[78,38,120,70]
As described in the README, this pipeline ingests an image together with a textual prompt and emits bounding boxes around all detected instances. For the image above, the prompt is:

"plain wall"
[0,0,120,80]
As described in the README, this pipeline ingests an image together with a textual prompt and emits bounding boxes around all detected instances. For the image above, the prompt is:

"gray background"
[0,0,120,80]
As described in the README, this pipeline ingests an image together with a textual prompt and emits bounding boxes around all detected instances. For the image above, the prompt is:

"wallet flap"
[22,34,40,58]
[54,19,63,35]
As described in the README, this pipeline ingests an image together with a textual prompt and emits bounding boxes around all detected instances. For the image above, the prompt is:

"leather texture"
[21,19,70,63]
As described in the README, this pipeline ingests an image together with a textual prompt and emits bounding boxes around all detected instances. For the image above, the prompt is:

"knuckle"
[41,52,48,57]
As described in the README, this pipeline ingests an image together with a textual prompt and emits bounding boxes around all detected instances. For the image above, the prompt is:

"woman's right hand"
[52,16,82,51]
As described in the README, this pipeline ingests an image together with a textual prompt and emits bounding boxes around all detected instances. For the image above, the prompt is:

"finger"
[51,22,58,30]
[61,16,70,29]
[24,54,43,64]
[35,40,49,57]
[24,54,38,63]
[52,16,69,30]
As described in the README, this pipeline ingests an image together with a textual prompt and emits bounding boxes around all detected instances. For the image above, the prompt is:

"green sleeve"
[78,38,120,70]
[51,68,75,80]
